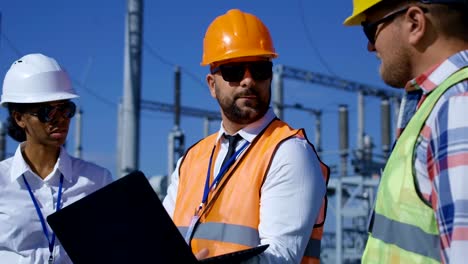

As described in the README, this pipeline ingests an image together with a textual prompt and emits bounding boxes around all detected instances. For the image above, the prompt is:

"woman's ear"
[13,111,26,129]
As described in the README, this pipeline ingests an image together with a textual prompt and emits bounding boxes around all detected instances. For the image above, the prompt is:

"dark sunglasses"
[211,61,273,82]
[27,101,77,123]
[362,6,429,45]
[361,7,409,45]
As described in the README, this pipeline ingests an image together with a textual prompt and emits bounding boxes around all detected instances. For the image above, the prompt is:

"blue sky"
[0,0,399,178]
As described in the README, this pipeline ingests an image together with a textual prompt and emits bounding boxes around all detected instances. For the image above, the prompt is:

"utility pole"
[119,0,143,178]
[0,122,5,160]
[203,117,211,137]
[381,98,391,159]
[74,107,83,158]
[315,111,322,155]
[167,66,185,184]
[272,64,284,119]
[0,15,3,160]
[336,104,349,264]
[339,104,349,177]
[357,91,365,160]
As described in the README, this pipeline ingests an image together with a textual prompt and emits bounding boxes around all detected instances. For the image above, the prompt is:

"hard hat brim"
[343,0,383,26]
[343,13,367,26]
[201,50,278,66]
[0,93,79,106]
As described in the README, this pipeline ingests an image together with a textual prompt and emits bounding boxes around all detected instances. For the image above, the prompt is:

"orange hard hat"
[201,9,278,66]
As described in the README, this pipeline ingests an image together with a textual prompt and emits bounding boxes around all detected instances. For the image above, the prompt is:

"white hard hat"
[1,53,79,106]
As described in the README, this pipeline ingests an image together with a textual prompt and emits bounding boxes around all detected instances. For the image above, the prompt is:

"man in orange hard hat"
[344,0,468,263]
[163,9,329,263]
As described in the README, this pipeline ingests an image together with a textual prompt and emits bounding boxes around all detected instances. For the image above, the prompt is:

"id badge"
[184,215,200,245]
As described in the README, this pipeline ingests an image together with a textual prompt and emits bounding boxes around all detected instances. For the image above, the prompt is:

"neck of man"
[221,118,244,135]
[412,38,468,78]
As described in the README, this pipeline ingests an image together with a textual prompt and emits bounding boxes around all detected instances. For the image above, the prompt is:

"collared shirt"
[397,50,468,264]
[164,108,326,263]
[0,144,113,264]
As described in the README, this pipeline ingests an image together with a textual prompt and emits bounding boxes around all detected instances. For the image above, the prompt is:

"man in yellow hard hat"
[163,9,329,263]
[344,0,468,263]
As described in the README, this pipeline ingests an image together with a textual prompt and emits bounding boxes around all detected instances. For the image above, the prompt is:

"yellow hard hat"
[201,9,278,66]
[344,0,383,26]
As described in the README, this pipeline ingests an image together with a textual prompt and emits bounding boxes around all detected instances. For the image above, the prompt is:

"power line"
[71,78,117,108]
[0,32,22,58]
[298,0,337,76]
[143,41,207,89]
[0,29,118,109]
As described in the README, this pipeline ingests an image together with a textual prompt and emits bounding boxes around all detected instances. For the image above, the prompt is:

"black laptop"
[46,170,268,264]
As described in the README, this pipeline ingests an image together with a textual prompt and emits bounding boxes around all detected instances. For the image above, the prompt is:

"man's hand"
[195,248,209,260]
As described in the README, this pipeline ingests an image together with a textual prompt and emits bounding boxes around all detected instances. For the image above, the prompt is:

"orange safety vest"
[173,119,329,263]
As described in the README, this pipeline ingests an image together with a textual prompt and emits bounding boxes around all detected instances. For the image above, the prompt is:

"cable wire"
[0,30,118,109]
[0,32,22,58]
[298,0,337,76]
[143,41,207,89]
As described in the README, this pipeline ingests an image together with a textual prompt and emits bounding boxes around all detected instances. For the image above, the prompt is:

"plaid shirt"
[396,50,468,264]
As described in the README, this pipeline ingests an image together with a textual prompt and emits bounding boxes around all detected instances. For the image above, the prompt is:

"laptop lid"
[47,170,267,264]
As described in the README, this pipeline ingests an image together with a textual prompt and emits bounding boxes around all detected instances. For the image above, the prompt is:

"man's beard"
[217,85,271,125]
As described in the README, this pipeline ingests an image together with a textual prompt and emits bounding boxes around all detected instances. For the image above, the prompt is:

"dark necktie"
[221,134,242,169]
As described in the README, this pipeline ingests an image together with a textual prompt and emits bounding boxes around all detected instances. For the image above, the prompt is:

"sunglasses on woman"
[27,101,77,123]
[211,61,273,82]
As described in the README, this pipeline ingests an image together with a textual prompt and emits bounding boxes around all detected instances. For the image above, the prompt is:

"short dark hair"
[424,2,468,41]
[6,103,28,142]
[391,1,468,40]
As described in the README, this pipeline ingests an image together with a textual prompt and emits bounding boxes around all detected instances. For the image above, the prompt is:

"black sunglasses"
[211,61,273,82]
[27,101,77,123]
[362,6,429,45]
[361,7,410,45]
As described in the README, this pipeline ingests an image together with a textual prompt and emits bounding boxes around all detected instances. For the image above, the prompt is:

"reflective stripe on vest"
[178,222,260,247]
[180,225,322,259]
[371,213,441,261]
[363,68,468,263]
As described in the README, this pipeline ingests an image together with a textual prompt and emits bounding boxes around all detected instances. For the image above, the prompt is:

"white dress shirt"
[164,108,326,263]
[0,144,113,264]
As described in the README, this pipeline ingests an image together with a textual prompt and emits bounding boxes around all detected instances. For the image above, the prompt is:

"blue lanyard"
[23,173,64,263]
[197,140,249,214]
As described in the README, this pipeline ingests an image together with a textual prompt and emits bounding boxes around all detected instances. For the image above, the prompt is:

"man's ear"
[13,111,26,129]
[406,6,427,46]
[206,74,217,99]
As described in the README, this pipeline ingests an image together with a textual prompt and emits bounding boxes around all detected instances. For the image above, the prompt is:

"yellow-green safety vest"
[362,68,468,264]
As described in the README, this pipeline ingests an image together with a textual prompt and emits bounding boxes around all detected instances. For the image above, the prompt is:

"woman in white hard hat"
[0,53,113,263]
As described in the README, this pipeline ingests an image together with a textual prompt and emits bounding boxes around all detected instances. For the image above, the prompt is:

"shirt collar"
[405,50,468,94]
[10,144,31,182]
[57,146,73,182]
[10,144,74,183]
[216,108,276,143]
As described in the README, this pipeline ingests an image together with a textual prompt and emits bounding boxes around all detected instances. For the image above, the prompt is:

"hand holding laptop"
[196,248,210,260]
